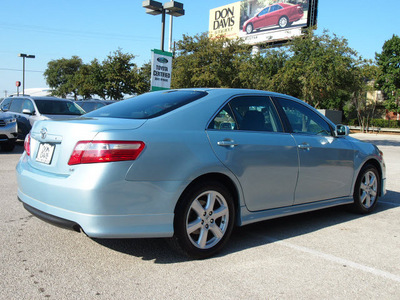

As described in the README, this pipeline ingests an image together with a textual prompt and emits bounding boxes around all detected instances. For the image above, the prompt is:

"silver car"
[16,89,386,259]
[0,111,18,151]
[1,96,85,139]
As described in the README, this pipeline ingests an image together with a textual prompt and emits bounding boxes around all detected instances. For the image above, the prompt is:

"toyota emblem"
[40,128,48,139]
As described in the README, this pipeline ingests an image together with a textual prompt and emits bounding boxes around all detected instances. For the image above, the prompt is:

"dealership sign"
[151,49,173,91]
[209,0,318,45]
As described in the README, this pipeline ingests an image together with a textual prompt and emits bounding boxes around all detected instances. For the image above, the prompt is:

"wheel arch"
[174,172,241,224]
[358,158,383,196]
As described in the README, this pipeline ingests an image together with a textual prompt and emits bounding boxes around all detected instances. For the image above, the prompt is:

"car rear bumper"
[16,157,183,238]
[18,187,175,238]
[22,201,81,232]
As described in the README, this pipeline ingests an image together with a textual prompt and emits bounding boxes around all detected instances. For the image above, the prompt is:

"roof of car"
[6,96,73,101]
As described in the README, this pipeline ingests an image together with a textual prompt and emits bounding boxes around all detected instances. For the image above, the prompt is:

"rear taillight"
[68,141,145,165]
[24,133,31,156]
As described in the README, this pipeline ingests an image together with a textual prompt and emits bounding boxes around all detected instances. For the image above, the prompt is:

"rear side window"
[35,100,84,115]
[208,96,283,132]
[86,90,208,119]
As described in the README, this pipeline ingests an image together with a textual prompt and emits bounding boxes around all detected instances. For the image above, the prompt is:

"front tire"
[245,23,254,34]
[172,181,235,259]
[352,164,380,213]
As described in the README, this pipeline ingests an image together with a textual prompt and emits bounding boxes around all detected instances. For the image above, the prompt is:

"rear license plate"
[36,143,55,165]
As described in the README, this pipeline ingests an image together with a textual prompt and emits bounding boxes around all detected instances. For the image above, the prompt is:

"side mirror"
[335,124,349,136]
[1,106,8,112]
[22,108,35,115]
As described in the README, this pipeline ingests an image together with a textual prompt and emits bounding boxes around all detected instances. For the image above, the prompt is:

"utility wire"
[0,68,44,73]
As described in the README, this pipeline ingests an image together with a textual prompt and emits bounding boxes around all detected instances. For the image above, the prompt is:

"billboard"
[209,0,318,45]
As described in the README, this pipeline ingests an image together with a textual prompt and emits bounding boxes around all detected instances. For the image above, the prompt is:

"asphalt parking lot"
[1,133,399,299]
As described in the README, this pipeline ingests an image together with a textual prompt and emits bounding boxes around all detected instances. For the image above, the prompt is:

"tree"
[44,56,83,99]
[44,50,145,100]
[136,61,151,94]
[101,49,140,100]
[349,61,380,132]
[172,33,250,88]
[236,48,288,90]
[271,30,360,111]
[375,34,400,115]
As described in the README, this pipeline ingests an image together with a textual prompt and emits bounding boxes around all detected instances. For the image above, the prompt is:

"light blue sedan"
[16,89,386,259]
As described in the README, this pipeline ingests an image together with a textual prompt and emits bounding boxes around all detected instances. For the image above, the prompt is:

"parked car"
[16,89,386,259]
[243,2,304,33]
[75,99,117,113]
[0,111,18,151]
[1,96,85,139]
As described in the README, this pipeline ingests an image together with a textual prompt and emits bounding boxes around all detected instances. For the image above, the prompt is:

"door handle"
[298,143,312,151]
[217,139,238,148]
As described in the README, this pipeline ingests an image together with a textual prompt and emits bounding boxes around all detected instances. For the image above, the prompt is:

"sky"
[1,0,399,97]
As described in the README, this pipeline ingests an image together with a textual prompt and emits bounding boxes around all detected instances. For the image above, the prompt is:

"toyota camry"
[17,89,386,259]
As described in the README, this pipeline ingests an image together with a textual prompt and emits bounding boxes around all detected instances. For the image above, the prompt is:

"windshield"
[34,100,85,115]
[85,90,208,119]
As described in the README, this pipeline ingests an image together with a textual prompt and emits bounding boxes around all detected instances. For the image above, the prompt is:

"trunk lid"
[27,117,146,175]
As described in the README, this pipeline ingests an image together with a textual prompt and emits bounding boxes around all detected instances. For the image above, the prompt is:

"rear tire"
[171,181,235,259]
[352,164,380,213]
[278,16,289,28]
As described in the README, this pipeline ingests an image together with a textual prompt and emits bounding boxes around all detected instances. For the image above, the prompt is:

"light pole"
[18,53,35,95]
[142,0,184,52]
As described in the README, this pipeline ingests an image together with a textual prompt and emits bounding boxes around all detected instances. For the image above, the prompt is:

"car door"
[7,98,30,139]
[274,97,355,204]
[268,5,283,25]
[207,95,299,211]
[254,7,270,29]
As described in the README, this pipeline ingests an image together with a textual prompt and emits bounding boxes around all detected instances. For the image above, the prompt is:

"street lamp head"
[145,8,162,15]
[163,1,183,11]
[18,53,35,59]
[142,0,163,10]
[164,1,184,16]
[167,9,184,17]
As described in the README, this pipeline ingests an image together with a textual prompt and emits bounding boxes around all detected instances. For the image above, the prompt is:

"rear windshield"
[85,90,208,119]
[35,100,85,115]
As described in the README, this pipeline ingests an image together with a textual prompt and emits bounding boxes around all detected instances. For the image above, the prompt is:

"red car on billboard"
[243,2,304,34]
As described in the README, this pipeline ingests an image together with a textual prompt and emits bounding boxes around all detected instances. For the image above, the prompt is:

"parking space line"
[264,236,400,283]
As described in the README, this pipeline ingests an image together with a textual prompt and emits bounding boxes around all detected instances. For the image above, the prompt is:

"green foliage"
[44,56,83,99]
[101,49,138,100]
[172,33,250,88]
[172,30,362,113]
[370,119,400,128]
[272,30,359,110]
[348,61,380,131]
[376,34,400,112]
[347,118,400,128]
[237,49,288,90]
[44,49,146,100]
